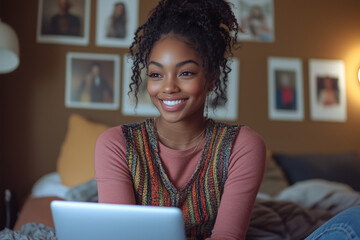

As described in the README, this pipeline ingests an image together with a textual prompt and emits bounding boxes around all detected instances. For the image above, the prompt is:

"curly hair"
[129,0,240,108]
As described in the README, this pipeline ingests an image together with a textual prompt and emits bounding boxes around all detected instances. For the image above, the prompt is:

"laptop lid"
[51,200,186,240]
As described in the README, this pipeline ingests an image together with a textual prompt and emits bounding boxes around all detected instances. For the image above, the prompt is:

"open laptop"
[51,200,186,240]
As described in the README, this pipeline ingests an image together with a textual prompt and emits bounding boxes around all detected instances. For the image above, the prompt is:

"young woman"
[95,0,266,239]
[95,0,360,239]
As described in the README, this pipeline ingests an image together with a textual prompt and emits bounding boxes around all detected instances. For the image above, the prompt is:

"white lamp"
[0,19,20,74]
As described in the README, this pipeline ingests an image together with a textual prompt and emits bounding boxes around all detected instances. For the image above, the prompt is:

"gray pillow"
[273,152,360,191]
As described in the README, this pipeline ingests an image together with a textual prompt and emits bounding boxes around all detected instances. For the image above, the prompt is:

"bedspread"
[246,200,332,240]
[276,179,360,214]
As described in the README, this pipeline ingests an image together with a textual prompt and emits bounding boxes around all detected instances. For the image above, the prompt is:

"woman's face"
[147,36,209,123]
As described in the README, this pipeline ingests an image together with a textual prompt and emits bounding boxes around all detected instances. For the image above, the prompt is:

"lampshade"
[0,19,20,74]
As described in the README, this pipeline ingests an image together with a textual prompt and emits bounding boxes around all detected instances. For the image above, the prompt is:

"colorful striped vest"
[122,118,240,239]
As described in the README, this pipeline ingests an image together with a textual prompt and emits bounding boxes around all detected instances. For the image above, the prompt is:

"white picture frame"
[309,59,347,122]
[122,55,159,116]
[65,52,120,110]
[208,58,240,121]
[268,57,304,121]
[228,0,275,42]
[96,0,139,48]
[36,0,90,45]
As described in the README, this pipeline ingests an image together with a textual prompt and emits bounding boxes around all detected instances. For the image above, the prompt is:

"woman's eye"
[148,73,161,78]
[180,71,194,77]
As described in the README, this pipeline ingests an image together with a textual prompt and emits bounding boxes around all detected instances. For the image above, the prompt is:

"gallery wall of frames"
[35,0,350,122]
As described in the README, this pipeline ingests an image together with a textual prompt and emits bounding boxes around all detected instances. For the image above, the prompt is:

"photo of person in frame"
[70,60,114,104]
[316,75,340,107]
[275,70,297,111]
[40,0,85,37]
[241,4,271,41]
[106,2,127,39]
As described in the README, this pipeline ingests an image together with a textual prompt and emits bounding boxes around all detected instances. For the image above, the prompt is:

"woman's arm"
[209,126,266,240]
[94,126,136,204]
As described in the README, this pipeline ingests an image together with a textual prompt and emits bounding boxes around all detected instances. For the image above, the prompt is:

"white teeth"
[163,100,184,106]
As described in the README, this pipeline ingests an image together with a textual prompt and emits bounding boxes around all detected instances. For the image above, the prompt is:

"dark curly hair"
[129,0,240,108]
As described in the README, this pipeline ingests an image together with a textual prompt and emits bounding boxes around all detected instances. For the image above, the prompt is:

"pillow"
[258,149,289,196]
[57,114,109,187]
[273,152,360,191]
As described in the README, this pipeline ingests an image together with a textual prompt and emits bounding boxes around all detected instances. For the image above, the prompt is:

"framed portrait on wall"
[228,0,275,42]
[309,59,347,122]
[36,0,90,45]
[65,52,120,110]
[268,57,304,121]
[122,55,159,116]
[208,58,240,121]
[96,0,139,48]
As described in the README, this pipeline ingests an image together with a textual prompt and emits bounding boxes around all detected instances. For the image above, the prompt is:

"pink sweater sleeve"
[94,126,136,204]
[208,126,266,240]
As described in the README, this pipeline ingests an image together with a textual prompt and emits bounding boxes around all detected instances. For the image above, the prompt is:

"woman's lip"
[159,99,187,111]
[162,99,185,106]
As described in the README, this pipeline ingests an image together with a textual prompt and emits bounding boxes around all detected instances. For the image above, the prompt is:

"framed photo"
[208,58,240,121]
[37,0,90,45]
[228,0,275,42]
[65,52,120,110]
[122,55,159,116]
[309,59,347,122]
[96,0,139,48]
[268,57,304,121]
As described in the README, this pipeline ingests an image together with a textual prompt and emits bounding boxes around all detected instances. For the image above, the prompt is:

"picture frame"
[228,0,275,42]
[122,55,159,116]
[309,59,347,122]
[96,0,139,48]
[268,57,304,121]
[65,52,120,110]
[121,56,240,120]
[208,58,240,121]
[36,0,91,45]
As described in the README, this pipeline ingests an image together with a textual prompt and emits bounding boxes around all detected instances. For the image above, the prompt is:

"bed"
[3,114,360,239]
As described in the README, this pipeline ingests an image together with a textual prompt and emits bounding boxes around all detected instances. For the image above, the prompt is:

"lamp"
[358,67,360,84]
[0,19,19,74]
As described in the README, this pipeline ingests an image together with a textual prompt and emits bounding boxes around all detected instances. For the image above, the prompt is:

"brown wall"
[1,0,360,225]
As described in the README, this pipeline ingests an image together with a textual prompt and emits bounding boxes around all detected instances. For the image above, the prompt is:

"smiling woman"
[94,0,267,239]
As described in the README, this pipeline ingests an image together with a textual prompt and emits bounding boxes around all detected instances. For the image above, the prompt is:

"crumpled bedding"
[2,179,359,240]
[275,179,360,215]
[0,223,56,240]
[246,179,360,240]
[246,199,332,240]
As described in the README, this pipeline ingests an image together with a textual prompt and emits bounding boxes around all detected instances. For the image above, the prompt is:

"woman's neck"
[154,116,207,150]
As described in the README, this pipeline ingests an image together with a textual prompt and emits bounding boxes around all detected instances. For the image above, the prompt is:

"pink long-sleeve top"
[94,124,266,240]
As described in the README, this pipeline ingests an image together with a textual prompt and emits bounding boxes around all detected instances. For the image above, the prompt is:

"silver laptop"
[51,200,186,240]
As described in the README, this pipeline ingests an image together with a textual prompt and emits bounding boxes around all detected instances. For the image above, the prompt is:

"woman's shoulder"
[97,119,150,143]
[229,125,266,169]
[238,125,265,145]
[96,125,126,148]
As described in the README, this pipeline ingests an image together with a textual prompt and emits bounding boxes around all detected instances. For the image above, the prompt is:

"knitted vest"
[122,118,240,239]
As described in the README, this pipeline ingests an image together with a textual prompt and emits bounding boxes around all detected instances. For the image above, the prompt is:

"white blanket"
[275,179,360,214]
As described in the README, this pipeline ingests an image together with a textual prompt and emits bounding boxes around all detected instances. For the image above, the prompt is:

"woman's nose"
[162,75,179,94]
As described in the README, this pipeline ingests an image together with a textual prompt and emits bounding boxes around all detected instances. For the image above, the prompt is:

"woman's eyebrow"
[148,59,199,68]
[176,60,199,68]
